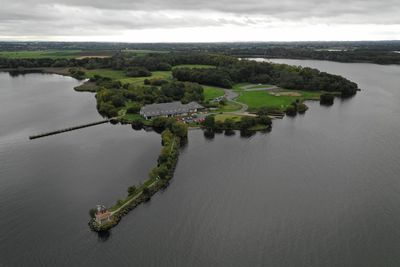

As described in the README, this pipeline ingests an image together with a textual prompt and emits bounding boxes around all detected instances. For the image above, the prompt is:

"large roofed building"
[140,101,204,120]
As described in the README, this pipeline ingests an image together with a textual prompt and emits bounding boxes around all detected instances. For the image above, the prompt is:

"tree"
[240,116,257,130]
[125,67,151,77]
[131,119,144,130]
[224,118,235,130]
[285,105,297,116]
[320,93,335,105]
[127,103,141,114]
[258,115,272,126]
[171,122,188,138]
[256,107,269,116]
[203,115,215,129]
[127,186,137,196]
[89,208,97,218]
[142,187,151,196]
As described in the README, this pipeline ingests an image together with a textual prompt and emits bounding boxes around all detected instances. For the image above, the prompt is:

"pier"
[29,118,116,140]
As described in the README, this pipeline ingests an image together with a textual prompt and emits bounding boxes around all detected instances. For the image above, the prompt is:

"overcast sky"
[1,0,399,42]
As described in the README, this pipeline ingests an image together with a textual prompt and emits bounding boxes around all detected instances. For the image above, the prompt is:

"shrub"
[127,186,137,196]
[285,106,297,116]
[296,103,308,113]
[125,67,151,77]
[89,208,97,218]
[127,103,141,114]
[320,93,335,105]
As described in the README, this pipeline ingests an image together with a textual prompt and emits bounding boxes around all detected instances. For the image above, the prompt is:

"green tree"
[127,186,137,196]
[89,208,97,218]
[224,118,235,130]
[171,122,188,138]
[203,115,215,129]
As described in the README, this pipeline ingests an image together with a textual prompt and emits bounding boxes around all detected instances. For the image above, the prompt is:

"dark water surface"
[1,60,400,266]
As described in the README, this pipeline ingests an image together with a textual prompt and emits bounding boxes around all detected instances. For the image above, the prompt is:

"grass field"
[0,50,114,59]
[236,90,321,110]
[203,86,225,101]
[119,71,172,85]
[215,101,242,112]
[215,114,247,122]
[233,83,273,92]
[85,69,126,79]
[85,69,172,85]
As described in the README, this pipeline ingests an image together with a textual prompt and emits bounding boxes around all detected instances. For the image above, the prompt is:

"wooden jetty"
[29,119,115,140]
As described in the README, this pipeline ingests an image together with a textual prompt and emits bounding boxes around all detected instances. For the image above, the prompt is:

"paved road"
[224,89,248,113]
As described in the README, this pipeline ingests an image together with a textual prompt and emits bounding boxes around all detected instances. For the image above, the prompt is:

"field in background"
[0,50,115,59]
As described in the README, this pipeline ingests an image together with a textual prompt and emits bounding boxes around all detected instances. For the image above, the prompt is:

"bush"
[127,103,141,114]
[224,118,235,130]
[296,103,308,113]
[125,67,151,77]
[240,116,257,130]
[131,119,144,130]
[142,187,151,196]
[128,186,137,196]
[257,115,272,126]
[203,115,215,129]
[320,93,335,105]
[89,208,97,218]
[144,78,168,86]
[256,107,269,116]
[285,105,297,116]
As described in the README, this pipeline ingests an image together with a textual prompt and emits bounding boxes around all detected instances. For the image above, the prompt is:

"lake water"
[1,60,400,266]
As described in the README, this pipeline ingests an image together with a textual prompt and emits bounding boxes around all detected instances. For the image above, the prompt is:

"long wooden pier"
[29,119,114,140]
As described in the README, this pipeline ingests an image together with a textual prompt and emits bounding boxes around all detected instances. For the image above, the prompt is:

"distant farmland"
[0,50,116,59]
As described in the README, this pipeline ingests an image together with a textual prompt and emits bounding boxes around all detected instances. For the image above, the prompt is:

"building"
[140,101,204,120]
[95,205,112,225]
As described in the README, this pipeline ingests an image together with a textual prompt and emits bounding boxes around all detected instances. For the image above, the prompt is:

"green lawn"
[122,113,143,122]
[173,64,216,69]
[119,71,172,85]
[85,69,126,79]
[215,114,247,122]
[85,69,172,85]
[215,101,242,112]
[203,86,225,101]
[236,90,321,110]
[233,83,272,91]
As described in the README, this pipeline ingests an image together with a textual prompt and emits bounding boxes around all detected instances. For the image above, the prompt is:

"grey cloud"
[0,0,399,39]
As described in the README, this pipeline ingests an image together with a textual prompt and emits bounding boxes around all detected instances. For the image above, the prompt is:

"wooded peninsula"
[1,50,359,231]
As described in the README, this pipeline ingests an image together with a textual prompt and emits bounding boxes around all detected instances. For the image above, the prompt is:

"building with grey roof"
[140,101,204,120]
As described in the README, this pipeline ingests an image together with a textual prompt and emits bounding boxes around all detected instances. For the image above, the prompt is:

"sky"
[0,0,399,42]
